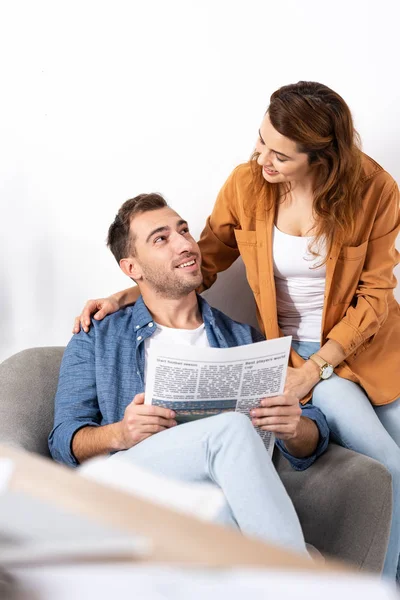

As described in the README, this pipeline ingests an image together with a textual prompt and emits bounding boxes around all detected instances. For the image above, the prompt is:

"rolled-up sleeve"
[48,330,101,467]
[275,403,330,471]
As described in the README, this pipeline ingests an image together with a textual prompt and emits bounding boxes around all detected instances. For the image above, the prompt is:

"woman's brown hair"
[251,81,363,262]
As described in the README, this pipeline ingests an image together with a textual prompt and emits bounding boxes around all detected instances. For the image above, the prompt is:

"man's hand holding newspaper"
[144,337,296,456]
[249,394,302,441]
[113,393,178,451]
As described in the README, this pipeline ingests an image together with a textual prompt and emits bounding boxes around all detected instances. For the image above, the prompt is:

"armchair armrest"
[274,442,392,573]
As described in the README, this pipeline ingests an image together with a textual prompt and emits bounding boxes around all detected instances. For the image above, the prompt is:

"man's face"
[126,207,203,298]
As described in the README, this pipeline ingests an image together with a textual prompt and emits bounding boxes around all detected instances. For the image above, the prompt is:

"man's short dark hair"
[107,193,168,262]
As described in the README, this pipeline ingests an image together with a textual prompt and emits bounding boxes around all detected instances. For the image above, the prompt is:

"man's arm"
[49,330,102,466]
[49,331,176,467]
[71,393,177,464]
[246,328,329,465]
[281,415,320,458]
[71,423,122,464]
[250,395,329,470]
[277,403,329,470]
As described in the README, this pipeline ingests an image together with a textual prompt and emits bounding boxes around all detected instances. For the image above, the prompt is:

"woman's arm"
[73,285,141,333]
[73,167,243,332]
[197,166,243,292]
[285,339,346,400]
[326,179,399,356]
[287,178,400,400]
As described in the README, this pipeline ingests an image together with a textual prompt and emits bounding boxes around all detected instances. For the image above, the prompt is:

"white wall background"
[0,0,399,362]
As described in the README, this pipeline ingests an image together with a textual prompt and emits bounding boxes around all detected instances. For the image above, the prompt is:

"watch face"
[321,364,334,379]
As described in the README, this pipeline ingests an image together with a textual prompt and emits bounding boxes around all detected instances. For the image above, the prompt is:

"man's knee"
[209,411,257,440]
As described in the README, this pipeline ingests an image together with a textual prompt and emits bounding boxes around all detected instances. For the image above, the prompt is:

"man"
[49,193,329,555]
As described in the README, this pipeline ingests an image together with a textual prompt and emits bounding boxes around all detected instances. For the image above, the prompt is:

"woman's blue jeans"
[292,340,400,583]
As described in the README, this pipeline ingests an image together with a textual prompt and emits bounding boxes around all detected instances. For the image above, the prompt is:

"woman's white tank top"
[272,225,326,342]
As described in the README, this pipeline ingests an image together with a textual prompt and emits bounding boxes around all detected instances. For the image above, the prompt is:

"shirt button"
[148,322,154,328]
[137,335,142,341]
[135,325,140,330]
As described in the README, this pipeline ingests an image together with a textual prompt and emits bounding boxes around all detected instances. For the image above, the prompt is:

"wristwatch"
[309,353,334,380]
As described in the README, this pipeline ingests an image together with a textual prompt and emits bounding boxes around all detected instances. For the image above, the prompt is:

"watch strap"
[309,353,328,370]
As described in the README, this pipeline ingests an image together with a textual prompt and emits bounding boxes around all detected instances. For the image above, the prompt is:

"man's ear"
[119,257,143,281]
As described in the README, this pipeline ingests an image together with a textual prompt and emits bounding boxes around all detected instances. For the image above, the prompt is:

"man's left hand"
[250,392,302,440]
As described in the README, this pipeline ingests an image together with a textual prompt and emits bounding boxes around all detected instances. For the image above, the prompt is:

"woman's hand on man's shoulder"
[72,296,121,334]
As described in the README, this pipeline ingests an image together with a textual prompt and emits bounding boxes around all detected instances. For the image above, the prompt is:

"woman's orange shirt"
[198,154,400,406]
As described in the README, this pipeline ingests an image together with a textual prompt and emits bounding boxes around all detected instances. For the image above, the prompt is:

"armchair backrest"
[0,347,65,457]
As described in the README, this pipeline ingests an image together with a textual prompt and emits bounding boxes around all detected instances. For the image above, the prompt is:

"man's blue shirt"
[49,295,329,469]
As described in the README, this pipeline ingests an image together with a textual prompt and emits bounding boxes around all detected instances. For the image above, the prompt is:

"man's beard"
[140,262,203,299]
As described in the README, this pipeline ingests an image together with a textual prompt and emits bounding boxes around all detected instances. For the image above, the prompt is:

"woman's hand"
[72,286,141,333]
[284,362,321,401]
[72,296,121,334]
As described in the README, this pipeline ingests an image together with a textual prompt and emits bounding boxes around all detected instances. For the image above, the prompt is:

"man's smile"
[174,255,199,271]
[177,259,196,268]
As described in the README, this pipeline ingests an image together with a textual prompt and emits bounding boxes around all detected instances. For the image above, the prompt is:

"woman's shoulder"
[226,161,258,185]
[360,153,398,194]
[224,162,274,216]
[226,161,274,197]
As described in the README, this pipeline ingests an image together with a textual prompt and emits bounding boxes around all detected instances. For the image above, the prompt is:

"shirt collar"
[130,293,215,329]
[128,293,225,349]
[130,295,154,329]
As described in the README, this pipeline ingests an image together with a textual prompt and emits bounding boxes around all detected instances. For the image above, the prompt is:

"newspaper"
[145,336,292,455]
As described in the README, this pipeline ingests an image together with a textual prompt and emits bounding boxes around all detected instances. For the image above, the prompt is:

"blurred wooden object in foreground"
[0,443,354,574]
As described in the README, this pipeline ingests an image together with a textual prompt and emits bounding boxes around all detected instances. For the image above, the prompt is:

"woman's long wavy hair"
[251,81,363,262]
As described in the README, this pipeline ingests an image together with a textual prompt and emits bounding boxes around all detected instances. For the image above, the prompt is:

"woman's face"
[256,113,313,185]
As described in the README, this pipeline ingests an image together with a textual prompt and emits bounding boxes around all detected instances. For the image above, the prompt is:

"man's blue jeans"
[109,411,308,555]
[292,340,400,583]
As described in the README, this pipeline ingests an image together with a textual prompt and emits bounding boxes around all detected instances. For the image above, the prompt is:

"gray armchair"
[0,347,392,573]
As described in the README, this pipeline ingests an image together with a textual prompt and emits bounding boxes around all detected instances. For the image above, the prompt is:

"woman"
[73,81,400,581]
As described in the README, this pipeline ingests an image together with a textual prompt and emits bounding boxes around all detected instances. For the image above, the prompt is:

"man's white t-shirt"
[144,322,210,384]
